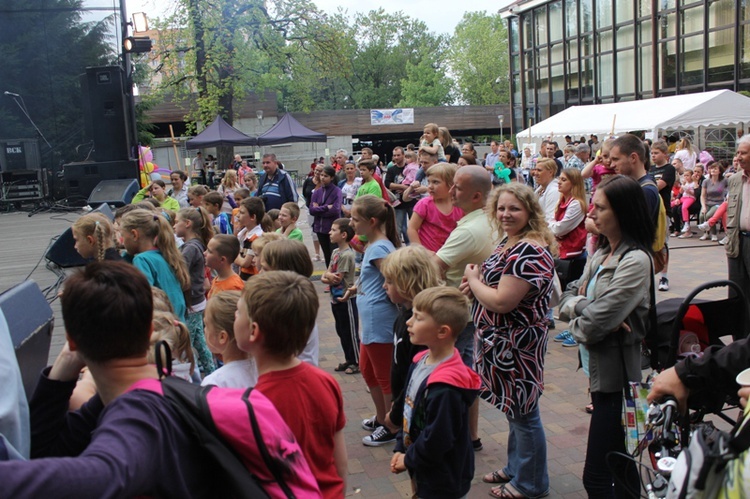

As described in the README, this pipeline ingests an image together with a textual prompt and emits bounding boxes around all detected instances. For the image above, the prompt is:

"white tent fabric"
[517,90,750,142]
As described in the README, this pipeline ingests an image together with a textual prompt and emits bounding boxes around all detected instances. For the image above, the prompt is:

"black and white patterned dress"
[471,240,554,417]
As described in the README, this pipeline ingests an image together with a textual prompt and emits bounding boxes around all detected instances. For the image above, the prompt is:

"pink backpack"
[131,342,321,499]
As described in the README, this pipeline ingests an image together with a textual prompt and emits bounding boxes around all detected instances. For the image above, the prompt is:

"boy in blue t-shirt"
[390,286,480,498]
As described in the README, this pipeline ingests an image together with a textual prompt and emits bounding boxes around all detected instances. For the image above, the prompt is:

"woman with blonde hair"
[550,167,588,290]
[532,158,559,223]
[217,169,241,213]
[674,136,697,171]
[461,182,556,499]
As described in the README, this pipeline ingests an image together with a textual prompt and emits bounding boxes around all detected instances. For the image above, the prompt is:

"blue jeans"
[394,208,410,244]
[503,407,549,497]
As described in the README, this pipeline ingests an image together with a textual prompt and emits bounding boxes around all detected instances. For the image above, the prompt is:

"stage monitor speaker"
[0,281,54,401]
[45,203,115,268]
[63,159,139,201]
[88,178,139,208]
[83,66,131,162]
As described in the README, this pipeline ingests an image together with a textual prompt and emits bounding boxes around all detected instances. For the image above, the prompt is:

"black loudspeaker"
[88,178,139,207]
[63,159,139,201]
[82,66,131,162]
[45,203,115,268]
[0,281,54,400]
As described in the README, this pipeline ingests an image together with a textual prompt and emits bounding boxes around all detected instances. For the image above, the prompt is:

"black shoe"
[362,425,396,446]
[472,438,483,451]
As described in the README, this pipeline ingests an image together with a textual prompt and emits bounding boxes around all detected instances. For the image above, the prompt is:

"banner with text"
[370,108,414,126]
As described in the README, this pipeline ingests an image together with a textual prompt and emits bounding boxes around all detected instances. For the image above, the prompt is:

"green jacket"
[132,187,181,213]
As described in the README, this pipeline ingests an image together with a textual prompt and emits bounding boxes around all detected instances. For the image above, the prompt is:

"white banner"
[370,108,414,126]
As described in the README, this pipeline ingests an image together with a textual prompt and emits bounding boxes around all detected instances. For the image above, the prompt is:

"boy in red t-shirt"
[234,271,347,498]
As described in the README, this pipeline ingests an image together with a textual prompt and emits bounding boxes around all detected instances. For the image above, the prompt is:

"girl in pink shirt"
[407,162,463,252]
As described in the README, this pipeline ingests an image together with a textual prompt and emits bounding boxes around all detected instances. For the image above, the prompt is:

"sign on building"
[370,108,414,126]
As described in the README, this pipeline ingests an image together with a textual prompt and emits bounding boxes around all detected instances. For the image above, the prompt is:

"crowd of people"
[2,121,750,499]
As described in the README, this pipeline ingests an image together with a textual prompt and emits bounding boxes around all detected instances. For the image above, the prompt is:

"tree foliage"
[0,0,114,163]
[447,11,510,105]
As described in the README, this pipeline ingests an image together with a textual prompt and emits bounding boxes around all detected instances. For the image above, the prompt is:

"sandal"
[483,470,511,484]
[585,403,594,414]
[489,484,530,499]
[345,365,360,374]
[334,362,349,372]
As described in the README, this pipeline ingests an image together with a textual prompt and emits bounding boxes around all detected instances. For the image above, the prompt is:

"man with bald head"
[433,164,494,449]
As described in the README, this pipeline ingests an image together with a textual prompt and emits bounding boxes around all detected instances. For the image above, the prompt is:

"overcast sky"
[123,0,516,35]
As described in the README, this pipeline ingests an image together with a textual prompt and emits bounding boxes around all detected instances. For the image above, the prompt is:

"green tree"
[447,11,510,105]
[398,50,453,107]
[0,0,114,163]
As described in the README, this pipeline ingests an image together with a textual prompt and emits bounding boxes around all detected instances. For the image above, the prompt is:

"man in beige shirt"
[725,135,750,301]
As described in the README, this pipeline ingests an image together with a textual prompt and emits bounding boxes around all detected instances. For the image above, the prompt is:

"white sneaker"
[699,232,709,241]
[697,221,710,231]
[719,237,728,245]
[711,235,718,242]
[681,223,690,233]
[658,277,669,291]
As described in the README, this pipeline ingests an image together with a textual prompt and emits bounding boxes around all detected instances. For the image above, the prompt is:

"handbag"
[622,381,653,456]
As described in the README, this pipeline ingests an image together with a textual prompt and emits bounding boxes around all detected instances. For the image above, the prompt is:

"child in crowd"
[174,207,216,375]
[380,246,443,420]
[407,162,463,252]
[148,310,196,382]
[205,234,245,298]
[277,202,304,241]
[419,123,446,162]
[322,218,359,374]
[120,210,189,321]
[347,194,402,446]
[244,171,258,195]
[202,291,257,388]
[674,169,699,237]
[250,233,284,272]
[187,185,208,208]
[231,188,250,234]
[356,160,384,198]
[72,212,122,261]
[258,239,319,366]
[235,197,266,280]
[390,287,480,499]
[203,192,234,235]
[132,180,181,212]
[267,209,281,230]
[582,138,616,205]
[217,169,240,213]
[402,150,420,186]
[235,271,347,497]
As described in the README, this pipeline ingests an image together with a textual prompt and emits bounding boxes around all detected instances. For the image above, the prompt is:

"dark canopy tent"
[257,113,327,145]
[186,115,257,148]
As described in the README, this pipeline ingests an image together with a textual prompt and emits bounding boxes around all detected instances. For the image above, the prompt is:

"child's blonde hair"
[177,206,213,247]
[412,287,470,339]
[152,287,175,314]
[221,169,239,189]
[426,162,458,187]
[380,246,443,302]
[205,291,241,340]
[424,122,439,136]
[148,310,195,374]
[252,232,284,263]
[404,150,418,163]
[72,213,115,261]
[120,210,191,292]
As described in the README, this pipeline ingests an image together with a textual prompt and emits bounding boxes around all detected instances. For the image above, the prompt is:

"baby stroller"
[653,279,749,421]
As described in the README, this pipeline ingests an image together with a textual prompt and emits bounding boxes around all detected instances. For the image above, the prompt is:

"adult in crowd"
[440,127,460,163]
[338,161,361,217]
[192,151,205,185]
[302,164,323,262]
[334,149,349,182]
[461,142,478,163]
[256,153,298,212]
[484,140,501,170]
[559,175,654,498]
[542,141,564,176]
[724,135,750,301]
[433,165,495,451]
[550,168,588,290]
[385,146,416,243]
[649,139,676,290]
[532,158,559,223]
[462,182,555,499]
[698,161,728,242]
[169,170,190,209]
[309,166,342,267]
[237,160,253,185]
[674,137,698,171]
[565,144,590,172]
[498,149,518,183]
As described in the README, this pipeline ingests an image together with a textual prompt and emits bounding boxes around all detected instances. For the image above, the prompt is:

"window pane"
[581,57,594,98]
[616,49,635,94]
[551,43,564,63]
[640,45,653,94]
[709,0,734,29]
[524,14,533,49]
[640,20,653,45]
[661,12,677,39]
[581,33,594,57]
[660,40,677,88]
[616,0,634,24]
[599,29,613,52]
[710,27,736,81]
[510,17,520,52]
[535,8,548,45]
[597,1,613,28]
[617,24,635,48]
[536,47,548,67]
[581,0,594,32]
[638,0,652,18]
[681,6,704,36]
[565,0,578,38]
[549,1,563,41]
[598,53,614,97]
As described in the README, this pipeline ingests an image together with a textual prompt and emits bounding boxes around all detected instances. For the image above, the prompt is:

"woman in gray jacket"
[559,175,655,499]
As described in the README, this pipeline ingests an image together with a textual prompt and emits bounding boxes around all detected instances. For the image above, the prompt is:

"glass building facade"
[504,0,750,135]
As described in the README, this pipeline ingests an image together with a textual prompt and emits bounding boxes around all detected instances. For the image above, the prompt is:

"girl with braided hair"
[72,213,122,261]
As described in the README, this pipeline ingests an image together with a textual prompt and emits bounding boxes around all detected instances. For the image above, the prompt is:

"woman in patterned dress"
[461,182,556,499]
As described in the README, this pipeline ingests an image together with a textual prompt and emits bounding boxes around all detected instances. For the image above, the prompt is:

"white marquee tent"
[517,90,750,148]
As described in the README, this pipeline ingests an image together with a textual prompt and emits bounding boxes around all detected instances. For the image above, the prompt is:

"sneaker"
[678,231,692,239]
[697,221,710,231]
[553,330,572,342]
[472,438,483,451]
[681,222,690,233]
[362,425,396,446]
[658,277,669,291]
[562,335,578,347]
[361,416,378,431]
[719,237,728,245]
[711,235,719,242]
[699,232,709,241]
